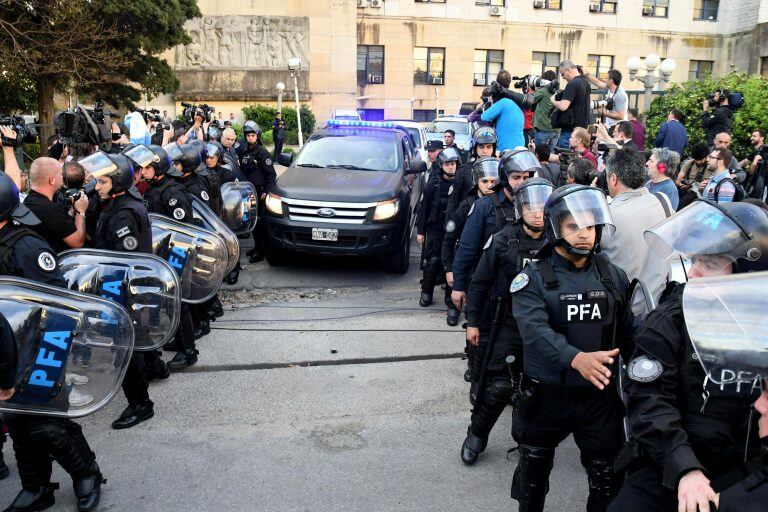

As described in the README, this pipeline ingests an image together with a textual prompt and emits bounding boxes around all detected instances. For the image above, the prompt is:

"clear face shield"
[515,183,553,229]
[548,187,615,240]
[124,145,157,169]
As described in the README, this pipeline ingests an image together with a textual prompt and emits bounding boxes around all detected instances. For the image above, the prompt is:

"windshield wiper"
[326,164,379,171]
[296,163,323,168]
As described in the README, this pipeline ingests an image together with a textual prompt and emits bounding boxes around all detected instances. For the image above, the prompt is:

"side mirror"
[405,160,427,175]
[277,152,293,167]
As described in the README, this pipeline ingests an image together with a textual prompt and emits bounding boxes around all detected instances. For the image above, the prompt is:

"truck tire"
[384,228,411,274]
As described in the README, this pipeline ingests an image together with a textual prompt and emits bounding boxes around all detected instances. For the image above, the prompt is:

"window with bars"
[413,109,443,123]
[531,51,560,75]
[642,0,669,17]
[762,57,768,79]
[590,0,618,13]
[357,45,385,85]
[587,54,615,79]
[473,49,504,86]
[693,0,719,20]
[688,60,713,81]
[414,47,446,85]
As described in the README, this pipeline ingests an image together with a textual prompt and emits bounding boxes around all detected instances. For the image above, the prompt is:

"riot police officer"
[425,140,444,177]
[236,121,276,263]
[127,144,200,371]
[417,146,460,311]
[447,126,498,220]
[0,172,104,512]
[204,141,237,185]
[172,143,218,212]
[608,199,768,512]
[460,178,552,465]
[510,184,637,512]
[84,151,156,430]
[442,157,499,328]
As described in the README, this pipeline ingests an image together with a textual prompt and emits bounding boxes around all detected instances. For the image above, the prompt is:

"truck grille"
[282,198,376,225]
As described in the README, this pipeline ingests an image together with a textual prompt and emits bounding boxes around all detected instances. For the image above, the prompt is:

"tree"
[645,73,768,158]
[0,0,200,141]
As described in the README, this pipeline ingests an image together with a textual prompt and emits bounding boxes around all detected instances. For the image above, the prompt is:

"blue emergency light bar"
[326,120,395,129]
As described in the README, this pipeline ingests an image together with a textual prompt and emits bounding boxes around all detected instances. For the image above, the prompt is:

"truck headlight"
[373,198,399,221]
[265,193,284,215]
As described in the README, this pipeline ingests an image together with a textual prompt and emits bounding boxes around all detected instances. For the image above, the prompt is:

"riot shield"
[0,277,133,418]
[683,272,768,384]
[628,278,656,322]
[190,196,240,274]
[57,249,181,351]
[149,214,228,304]
[220,180,258,235]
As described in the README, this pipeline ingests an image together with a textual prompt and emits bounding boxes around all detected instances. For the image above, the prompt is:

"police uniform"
[144,175,193,223]
[511,249,636,512]
[417,170,453,302]
[180,170,216,212]
[236,140,276,257]
[461,221,545,463]
[441,193,480,276]
[446,160,477,221]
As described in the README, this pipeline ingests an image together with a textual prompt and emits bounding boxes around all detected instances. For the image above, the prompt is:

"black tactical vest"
[95,195,152,253]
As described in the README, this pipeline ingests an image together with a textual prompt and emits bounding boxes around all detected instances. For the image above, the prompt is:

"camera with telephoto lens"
[181,102,215,126]
[487,81,535,111]
[590,99,615,110]
[512,75,559,94]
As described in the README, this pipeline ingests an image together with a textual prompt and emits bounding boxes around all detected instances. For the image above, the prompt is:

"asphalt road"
[0,237,589,511]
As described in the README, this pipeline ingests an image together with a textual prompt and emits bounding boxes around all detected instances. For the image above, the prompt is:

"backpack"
[713,177,746,203]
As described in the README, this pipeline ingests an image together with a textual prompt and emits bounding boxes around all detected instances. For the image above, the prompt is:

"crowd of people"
[416,62,768,511]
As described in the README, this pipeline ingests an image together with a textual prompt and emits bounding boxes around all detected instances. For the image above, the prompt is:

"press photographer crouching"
[23,157,89,253]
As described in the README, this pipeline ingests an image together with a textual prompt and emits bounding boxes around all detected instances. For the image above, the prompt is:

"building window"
[642,0,669,17]
[536,0,562,9]
[413,109,443,123]
[357,45,385,85]
[414,0,446,3]
[359,109,384,121]
[760,57,768,78]
[414,47,445,85]
[475,0,505,5]
[473,50,504,86]
[590,0,618,13]
[694,0,719,20]
[531,51,560,75]
[688,60,713,81]
[587,54,614,79]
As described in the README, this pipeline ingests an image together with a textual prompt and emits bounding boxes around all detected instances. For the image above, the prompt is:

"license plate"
[311,228,338,241]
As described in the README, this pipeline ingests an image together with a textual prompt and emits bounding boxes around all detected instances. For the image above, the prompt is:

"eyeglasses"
[707,155,722,160]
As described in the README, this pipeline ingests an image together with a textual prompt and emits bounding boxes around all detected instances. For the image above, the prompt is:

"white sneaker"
[68,388,94,407]
[66,373,89,386]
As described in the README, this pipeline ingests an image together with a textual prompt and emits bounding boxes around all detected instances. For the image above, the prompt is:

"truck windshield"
[293,136,399,172]
[427,121,469,135]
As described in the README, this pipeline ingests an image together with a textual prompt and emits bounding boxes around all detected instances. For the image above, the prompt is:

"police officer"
[417,146,460,311]
[460,178,552,465]
[127,144,200,371]
[447,126,498,220]
[608,199,768,512]
[510,184,637,512]
[172,143,214,209]
[0,312,15,481]
[204,141,237,185]
[442,157,499,328]
[236,121,276,263]
[0,172,104,512]
[84,151,156,430]
[188,139,223,216]
[425,139,444,176]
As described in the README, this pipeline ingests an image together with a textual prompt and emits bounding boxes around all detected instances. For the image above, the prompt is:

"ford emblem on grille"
[317,208,336,218]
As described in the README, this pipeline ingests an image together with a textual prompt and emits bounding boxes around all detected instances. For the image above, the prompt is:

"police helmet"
[243,120,261,136]
[147,145,171,176]
[438,147,461,167]
[173,143,203,174]
[79,151,135,196]
[515,178,554,232]
[472,157,500,185]
[472,126,498,146]
[645,199,768,275]
[206,142,224,160]
[543,184,614,257]
[124,144,160,170]
[498,149,540,189]
[188,139,207,159]
[0,172,39,226]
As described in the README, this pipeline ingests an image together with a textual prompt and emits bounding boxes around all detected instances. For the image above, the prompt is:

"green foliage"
[646,73,768,157]
[240,104,316,140]
[261,130,274,146]
[0,69,37,113]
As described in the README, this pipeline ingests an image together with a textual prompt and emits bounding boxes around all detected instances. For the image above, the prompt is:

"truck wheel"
[384,229,411,274]
[265,245,290,267]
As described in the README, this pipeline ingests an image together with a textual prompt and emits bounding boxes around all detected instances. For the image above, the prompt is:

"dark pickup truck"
[264,120,427,274]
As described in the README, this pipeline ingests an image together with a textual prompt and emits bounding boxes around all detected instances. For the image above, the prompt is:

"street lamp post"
[626,54,677,111]
[287,58,303,148]
[276,82,285,113]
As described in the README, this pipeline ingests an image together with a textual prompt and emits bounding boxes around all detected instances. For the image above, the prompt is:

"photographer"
[583,69,628,131]
[550,127,598,169]
[23,157,88,252]
[480,83,525,151]
[531,70,560,151]
[701,90,733,145]
[0,126,22,188]
[552,60,591,148]
[468,87,492,127]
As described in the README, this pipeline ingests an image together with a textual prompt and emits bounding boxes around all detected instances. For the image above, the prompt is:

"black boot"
[463,369,471,383]
[208,298,224,318]
[510,444,556,512]
[3,484,58,512]
[144,351,170,381]
[446,306,459,326]
[248,252,265,263]
[246,247,258,257]
[73,463,104,512]
[461,429,488,465]
[419,289,433,307]
[193,320,210,339]
[224,267,240,285]
[111,402,154,430]
[167,349,199,372]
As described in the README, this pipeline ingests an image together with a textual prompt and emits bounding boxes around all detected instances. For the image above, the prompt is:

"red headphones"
[657,162,667,174]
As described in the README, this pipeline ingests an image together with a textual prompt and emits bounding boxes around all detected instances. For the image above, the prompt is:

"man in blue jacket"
[481,93,525,152]
[654,109,688,156]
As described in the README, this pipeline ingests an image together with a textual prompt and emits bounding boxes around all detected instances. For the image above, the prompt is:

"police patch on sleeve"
[446,220,456,233]
[115,226,131,238]
[173,208,186,220]
[627,356,663,383]
[37,252,57,272]
[509,273,529,293]
[234,142,240,149]
[122,236,139,251]
[265,158,272,166]
[201,191,210,201]
[448,185,454,196]
[168,198,178,206]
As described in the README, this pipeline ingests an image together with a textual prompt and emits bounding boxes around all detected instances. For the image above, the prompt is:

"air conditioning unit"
[357,0,369,8]
[371,75,382,83]
[490,5,504,16]
[589,4,600,13]
[474,77,487,86]
[642,6,654,16]
[370,0,383,8]
[533,0,545,8]
[432,77,444,85]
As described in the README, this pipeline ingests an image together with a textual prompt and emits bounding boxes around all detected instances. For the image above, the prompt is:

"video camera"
[707,90,745,109]
[138,107,170,131]
[65,180,97,203]
[54,103,114,148]
[486,81,535,111]
[0,114,37,147]
[181,102,215,126]
[512,75,559,94]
